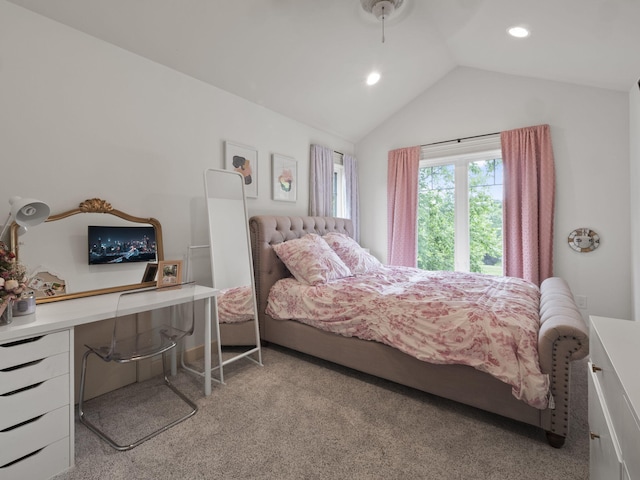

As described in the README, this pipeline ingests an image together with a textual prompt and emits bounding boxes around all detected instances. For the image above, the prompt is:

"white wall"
[0,1,354,348]
[0,0,353,258]
[357,66,632,321]
[630,82,640,320]
[1,2,634,324]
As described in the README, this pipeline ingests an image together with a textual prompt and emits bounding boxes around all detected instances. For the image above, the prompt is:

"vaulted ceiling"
[8,0,640,143]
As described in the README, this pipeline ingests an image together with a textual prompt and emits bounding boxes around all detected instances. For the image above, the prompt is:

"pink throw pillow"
[323,232,382,275]
[272,234,352,285]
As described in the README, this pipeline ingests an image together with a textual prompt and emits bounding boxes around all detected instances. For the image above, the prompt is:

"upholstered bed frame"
[249,215,589,447]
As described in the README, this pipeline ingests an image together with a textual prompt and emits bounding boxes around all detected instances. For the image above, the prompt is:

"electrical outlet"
[575,295,588,309]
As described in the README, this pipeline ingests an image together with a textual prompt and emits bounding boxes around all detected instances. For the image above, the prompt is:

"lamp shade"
[9,196,50,227]
[0,196,50,242]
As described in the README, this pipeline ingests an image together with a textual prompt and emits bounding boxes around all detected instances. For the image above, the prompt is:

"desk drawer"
[0,330,69,370]
[0,436,69,480]
[0,374,69,431]
[0,406,69,469]
[0,351,68,395]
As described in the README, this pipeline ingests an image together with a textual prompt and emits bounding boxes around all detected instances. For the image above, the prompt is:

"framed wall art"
[157,260,183,287]
[272,153,297,202]
[225,141,258,198]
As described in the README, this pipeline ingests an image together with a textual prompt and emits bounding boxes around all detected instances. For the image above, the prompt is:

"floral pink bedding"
[217,285,255,324]
[266,266,550,408]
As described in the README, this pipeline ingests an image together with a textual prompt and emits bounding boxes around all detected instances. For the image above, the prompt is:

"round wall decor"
[568,228,600,252]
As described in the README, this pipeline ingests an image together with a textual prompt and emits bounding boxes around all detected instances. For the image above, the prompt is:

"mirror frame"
[10,197,164,304]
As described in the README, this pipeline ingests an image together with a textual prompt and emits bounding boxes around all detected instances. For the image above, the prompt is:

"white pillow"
[272,234,352,285]
[322,232,382,275]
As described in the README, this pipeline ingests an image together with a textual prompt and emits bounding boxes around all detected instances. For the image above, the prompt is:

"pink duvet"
[217,285,255,324]
[266,266,550,409]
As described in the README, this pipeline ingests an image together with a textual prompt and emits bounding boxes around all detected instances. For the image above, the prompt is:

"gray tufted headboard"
[248,215,354,340]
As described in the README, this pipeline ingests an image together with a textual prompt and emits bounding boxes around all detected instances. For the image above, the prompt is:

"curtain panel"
[344,154,360,242]
[309,144,333,216]
[501,124,555,285]
[387,146,420,267]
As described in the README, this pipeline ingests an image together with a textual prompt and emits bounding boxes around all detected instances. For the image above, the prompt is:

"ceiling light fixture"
[367,72,381,85]
[361,0,405,43]
[508,26,530,38]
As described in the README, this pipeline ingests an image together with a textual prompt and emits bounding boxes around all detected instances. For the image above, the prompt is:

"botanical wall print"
[272,154,297,202]
[225,141,258,198]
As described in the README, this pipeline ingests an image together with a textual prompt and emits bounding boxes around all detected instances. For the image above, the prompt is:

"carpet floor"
[54,345,588,480]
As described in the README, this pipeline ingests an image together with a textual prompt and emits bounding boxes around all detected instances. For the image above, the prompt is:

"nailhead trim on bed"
[549,335,583,435]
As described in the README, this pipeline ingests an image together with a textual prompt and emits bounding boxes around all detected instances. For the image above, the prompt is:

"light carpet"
[54,345,588,480]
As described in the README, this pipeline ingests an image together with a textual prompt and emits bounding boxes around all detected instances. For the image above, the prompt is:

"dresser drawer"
[620,394,640,480]
[590,327,618,397]
[588,367,622,480]
[0,351,68,395]
[0,330,69,370]
[0,406,69,469]
[590,326,629,441]
[0,436,70,480]
[0,374,69,431]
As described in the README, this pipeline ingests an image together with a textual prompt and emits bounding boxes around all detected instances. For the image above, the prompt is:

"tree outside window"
[418,157,503,275]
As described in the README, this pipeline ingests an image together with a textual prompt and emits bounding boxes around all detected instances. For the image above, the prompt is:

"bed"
[249,215,589,447]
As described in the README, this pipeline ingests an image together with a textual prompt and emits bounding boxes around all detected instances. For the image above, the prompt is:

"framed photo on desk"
[142,263,158,283]
[157,260,183,287]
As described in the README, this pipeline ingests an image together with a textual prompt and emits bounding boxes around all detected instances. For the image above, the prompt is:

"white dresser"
[589,316,640,480]
[0,329,74,480]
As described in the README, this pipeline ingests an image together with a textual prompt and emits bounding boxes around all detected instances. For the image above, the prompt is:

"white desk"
[0,284,219,480]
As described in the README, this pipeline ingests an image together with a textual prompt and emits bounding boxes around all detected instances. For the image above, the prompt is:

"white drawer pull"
[0,447,44,469]
[1,359,43,373]
[0,336,44,348]
[1,382,44,397]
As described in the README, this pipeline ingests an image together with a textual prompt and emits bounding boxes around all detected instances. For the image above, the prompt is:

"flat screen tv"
[88,225,157,265]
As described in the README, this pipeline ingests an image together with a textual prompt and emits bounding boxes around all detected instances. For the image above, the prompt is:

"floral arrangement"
[0,241,26,316]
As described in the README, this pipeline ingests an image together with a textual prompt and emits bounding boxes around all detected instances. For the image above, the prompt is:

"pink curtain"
[501,124,555,285]
[387,146,420,267]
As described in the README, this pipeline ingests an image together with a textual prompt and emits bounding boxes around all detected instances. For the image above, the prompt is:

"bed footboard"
[538,277,589,446]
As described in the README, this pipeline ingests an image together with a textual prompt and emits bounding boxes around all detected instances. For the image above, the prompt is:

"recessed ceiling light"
[367,72,381,85]
[508,26,530,38]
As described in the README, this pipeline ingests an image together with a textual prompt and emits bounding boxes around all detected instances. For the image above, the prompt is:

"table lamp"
[0,196,51,242]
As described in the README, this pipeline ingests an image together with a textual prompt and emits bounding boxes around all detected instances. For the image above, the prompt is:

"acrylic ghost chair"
[78,282,198,451]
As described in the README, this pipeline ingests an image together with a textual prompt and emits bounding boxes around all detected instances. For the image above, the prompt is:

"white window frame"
[419,135,501,272]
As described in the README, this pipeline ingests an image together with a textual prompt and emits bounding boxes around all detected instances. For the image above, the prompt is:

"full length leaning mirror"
[11,198,163,303]
[203,168,262,374]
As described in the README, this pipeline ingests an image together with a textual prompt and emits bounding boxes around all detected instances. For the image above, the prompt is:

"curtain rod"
[421,131,500,148]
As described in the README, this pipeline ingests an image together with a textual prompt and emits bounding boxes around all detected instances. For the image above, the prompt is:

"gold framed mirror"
[10,198,164,304]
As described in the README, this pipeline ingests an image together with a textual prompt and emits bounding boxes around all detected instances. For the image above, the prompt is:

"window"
[332,151,347,218]
[417,136,503,274]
